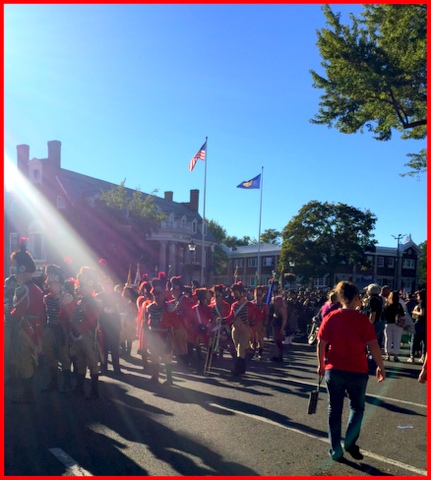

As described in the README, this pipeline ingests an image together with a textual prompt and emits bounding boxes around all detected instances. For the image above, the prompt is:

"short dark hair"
[335,281,359,304]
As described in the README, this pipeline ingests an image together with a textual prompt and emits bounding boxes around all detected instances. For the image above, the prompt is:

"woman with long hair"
[383,290,405,362]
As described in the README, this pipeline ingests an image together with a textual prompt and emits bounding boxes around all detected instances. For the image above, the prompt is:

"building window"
[28,221,45,261]
[263,257,274,267]
[248,258,257,267]
[233,259,243,268]
[57,195,66,209]
[387,258,394,268]
[377,257,385,267]
[9,233,18,254]
[403,259,415,269]
[192,219,198,234]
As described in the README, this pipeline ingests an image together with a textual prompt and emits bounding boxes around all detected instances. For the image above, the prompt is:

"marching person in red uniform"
[9,238,45,404]
[145,285,181,385]
[252,286,269,360]
[227,283,263,377]
[168,276,194,369]
[210,284,232,359]
[136,281,153,371]
[190,288,212,366]
[41,264,74,392]
[69,266,103,399]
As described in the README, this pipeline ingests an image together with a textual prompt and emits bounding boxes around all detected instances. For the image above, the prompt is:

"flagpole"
[257,166,264,284]
[201,136,208,286]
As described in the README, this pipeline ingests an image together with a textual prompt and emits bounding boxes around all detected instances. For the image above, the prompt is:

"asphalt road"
[4,338,427,476]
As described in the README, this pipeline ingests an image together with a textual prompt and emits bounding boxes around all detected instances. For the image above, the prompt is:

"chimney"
[47,140,61,169]
[164,191,173,202]
[17,144,30,174]
[189,189,199,212]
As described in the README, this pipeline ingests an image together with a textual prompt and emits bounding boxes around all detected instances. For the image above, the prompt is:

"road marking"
[208,403,427,476]
[281,377,427,409]
[49,448,93,476]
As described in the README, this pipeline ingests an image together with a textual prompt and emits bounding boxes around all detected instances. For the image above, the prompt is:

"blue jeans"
[324,369,368,456]
[373,320,385,349]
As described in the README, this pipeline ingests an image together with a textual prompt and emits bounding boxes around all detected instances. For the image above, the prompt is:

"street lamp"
[188,241,196,284]
[391,234,405,290]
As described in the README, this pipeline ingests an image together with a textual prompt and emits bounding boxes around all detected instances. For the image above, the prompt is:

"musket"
[203,318,222,376]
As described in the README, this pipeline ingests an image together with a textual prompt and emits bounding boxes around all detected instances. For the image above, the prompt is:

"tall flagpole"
[201,136,208,285]
[257,166,264,284]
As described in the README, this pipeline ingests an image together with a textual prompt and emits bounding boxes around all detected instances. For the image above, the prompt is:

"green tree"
[280,201,377,286]
[99,180,165,232]
[260,228,281,245]
[207,220,253,278]
[310,4,426,175]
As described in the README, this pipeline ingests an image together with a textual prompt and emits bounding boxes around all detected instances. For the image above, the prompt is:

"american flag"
[188,141,207,171]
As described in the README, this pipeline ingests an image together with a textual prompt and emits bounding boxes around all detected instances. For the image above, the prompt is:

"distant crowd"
[5,238,427,404]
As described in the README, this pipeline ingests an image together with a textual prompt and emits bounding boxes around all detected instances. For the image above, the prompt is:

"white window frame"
[387,258,395,268]
[248,258,257,267]
[263,257,274,267]
[377,257,385,267]
[403,259,415,269]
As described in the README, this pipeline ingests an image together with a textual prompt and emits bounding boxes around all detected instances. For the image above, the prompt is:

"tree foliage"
[259,228,281,245]
[310,4,426,175]
[280,201,377,285]
[418,240,426,287]
[98,180,165,233]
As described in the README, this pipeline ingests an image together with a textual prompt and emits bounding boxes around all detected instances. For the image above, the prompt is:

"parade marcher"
[4,274,18,384]
[189,288,212,367]
[269,295,288,362]
[121,286,139,357]
[97,275,123,375]
[168,276,194,369]
[136,281,153,370]
[70,266,103,399]
[317,281,385,461]
[41,265,74,392]
[227,283,262,377]
[145,285,180,385]
[210,284,232,359]
[286,290,302,342]
[252,286,269,359]
[9,238,45,404]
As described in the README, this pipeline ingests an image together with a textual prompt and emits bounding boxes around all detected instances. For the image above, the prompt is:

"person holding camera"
[317,281,385,462]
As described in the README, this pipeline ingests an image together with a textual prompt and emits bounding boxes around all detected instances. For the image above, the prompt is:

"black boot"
[238,357,246,374]
[141,353,148,371]
[231,357,242,377]
[61,370,72,393]
[42,368,58,392]
[163,364,173,386]
[74,373,85,396]
[87,374,99,400]
[148,364,160,384]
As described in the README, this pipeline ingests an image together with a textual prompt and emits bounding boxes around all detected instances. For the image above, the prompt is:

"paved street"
[4,338,427,476]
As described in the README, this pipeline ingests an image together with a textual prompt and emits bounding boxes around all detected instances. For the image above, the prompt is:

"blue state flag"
[237,174,261,189]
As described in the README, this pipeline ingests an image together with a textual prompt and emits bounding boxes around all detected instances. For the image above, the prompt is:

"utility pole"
[391,234,405,290]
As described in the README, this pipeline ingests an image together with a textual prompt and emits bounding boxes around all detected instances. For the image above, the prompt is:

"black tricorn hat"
[10,237,36,273]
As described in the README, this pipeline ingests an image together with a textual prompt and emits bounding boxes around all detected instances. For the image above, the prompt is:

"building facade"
[5,141,216,285]
[219,238,421,292]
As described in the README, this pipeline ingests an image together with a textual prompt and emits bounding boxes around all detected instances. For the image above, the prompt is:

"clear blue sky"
[4,3,427,249]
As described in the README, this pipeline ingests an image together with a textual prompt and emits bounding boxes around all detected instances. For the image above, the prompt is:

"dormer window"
[28,159,43,184]
[192,219,198,234]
